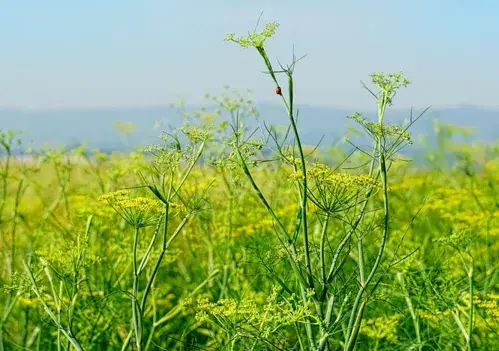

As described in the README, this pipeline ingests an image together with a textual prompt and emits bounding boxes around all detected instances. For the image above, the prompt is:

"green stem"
[345,95,391,349]
[0,291,20,351]
[344,300,366,351]
[0,149,11,224]
[23,261,84,351]
[397,272,421,350]
[256,47,314,290]
[286,75,314,292]
[137,214,164,275]
[140,209,192,313]
[321,159,379,301]
[132,226,142,351]
[144,285,157,351]
[236,144,314,346]
[346,150,390,349]
[467,256,474,351]
[320,214,331,287]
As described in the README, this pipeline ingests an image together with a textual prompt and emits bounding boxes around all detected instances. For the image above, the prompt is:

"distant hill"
[1,104,498,153]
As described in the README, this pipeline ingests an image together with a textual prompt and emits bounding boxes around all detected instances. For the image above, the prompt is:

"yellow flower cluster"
[418,309,440,323]
[225,22,280,49]
[18,295,72,309]
[427,187,486,208]
[288,171,305,182]
[195,287,311,338]
[285,155,303,166]
[35,244,101,275]
[360,314,402,344]
[473,294,499,318]
[98,189,129,202]
[325,172,377,189]
[98,189,166,227]
[425,186,499,237]
[312,164,376,187]
[121,197,164,214]
[98,190,168,213]
[287,163,377,191]
[18,296,41,307]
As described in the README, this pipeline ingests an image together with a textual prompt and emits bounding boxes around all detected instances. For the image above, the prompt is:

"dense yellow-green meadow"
[1,23,499,351]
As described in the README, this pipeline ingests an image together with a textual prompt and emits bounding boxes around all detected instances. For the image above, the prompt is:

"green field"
[1,23,498,351]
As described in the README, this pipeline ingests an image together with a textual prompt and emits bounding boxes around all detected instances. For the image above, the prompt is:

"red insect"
[275,86,282,95]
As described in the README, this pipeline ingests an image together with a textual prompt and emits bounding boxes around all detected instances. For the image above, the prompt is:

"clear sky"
[1,1,498,110]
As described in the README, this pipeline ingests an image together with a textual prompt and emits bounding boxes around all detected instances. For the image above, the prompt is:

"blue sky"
[1,1,498,110]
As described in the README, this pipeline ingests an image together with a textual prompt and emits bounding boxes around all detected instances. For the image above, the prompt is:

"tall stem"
[345,94,391,349]
[132,226,142,350]
[256,47,314,291]
[467,256,474,351]
[397,272,421,349]
[320,214,331,287]
[286,76,314,291]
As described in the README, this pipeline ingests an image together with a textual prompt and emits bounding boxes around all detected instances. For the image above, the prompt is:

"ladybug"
[275,86,282,95]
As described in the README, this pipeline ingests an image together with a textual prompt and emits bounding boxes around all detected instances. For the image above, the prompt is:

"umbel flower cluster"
[288,162,380,214]
[224,22,280,49]
[98,189,164,228]
[194,286,312,340]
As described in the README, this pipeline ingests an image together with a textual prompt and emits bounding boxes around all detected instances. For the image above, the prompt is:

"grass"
[1,21,499,350]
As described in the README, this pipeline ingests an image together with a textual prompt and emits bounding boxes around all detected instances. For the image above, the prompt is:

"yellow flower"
[360,314,402,344]
[99,190,164,227]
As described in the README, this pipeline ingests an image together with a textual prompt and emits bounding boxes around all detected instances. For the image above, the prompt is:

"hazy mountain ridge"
[1,104,498,152]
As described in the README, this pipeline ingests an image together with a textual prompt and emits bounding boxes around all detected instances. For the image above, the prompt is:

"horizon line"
[0,102,497,114]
